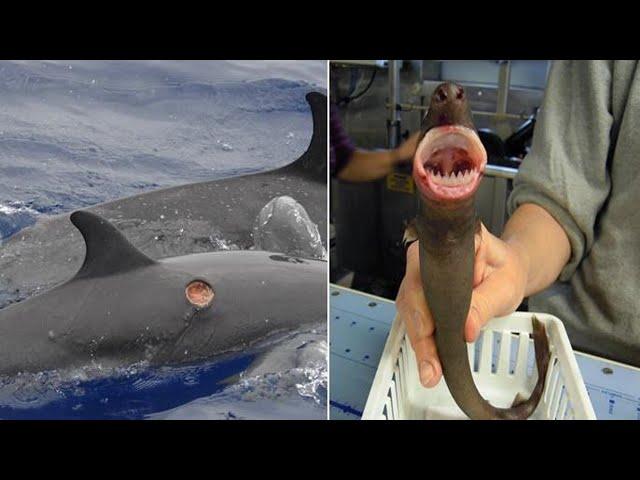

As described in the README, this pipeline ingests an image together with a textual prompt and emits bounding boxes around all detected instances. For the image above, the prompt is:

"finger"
[474,223,483,255]
[397,301,441,388]
[397,297,441,388]
[473,238,486,288]
[396,280,434,340]
[411,331,443,388]
[473,225,508,287]
[465,270,520,342]
[478,224,507,266]
[473,224,487,286]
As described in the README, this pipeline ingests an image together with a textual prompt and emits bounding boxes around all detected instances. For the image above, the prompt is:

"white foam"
[0,202,39,216]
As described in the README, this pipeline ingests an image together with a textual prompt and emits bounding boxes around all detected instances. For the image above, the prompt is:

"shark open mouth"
[413,125,487,202]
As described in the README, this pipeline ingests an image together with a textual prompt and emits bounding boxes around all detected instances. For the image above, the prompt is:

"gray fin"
[279,92,326,182]
[70,210,155,280]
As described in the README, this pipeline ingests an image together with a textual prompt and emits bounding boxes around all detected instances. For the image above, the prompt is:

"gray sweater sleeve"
[507,60,614,281]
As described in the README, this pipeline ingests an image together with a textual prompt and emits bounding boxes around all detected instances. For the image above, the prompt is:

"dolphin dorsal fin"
[279,91,327,182]
[70,211,155,280]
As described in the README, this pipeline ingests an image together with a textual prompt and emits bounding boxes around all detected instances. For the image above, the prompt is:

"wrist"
[388,148,401,167]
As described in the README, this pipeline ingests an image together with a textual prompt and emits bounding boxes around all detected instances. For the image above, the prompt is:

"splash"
[253,195,326,259]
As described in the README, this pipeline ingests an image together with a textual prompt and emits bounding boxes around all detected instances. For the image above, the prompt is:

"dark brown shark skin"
[412,82,550,420]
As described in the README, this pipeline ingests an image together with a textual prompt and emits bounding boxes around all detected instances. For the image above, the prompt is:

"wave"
[0,61,324,239]
[0,325,327,419]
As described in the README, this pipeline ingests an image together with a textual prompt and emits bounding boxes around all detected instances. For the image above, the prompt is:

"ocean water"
[0,324,327,420]
[0,60,327,419]
[0,60,325,240]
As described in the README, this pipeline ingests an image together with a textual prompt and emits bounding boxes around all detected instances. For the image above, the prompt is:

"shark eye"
[185,280,214,308]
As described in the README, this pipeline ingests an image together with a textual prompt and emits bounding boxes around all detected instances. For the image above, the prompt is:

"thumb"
[464,271,519,342]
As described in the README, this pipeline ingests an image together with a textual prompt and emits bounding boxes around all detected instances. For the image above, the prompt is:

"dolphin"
[0,91,327,309]
[0,210,326,376]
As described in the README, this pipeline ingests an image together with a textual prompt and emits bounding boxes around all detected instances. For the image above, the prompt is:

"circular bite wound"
[185,280,215,308]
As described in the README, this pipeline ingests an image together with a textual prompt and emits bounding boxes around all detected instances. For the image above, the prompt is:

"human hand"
[395,223,530,387]
[393,131,420,165]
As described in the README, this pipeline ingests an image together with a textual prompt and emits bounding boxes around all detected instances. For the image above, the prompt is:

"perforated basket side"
[472,324,581,419]
[363,312,596,420]
[543,357,575,419]
[487,313,595,419]
[534,313,595,419]
[362,310,407,420]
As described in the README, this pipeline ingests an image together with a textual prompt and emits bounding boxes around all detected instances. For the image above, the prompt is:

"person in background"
[330,103,419,181]
[330,102,420,294]
[396,60,640,388]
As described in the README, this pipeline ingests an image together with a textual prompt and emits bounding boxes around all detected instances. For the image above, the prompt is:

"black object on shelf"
[478,128,506,164]
[504,108,538,159]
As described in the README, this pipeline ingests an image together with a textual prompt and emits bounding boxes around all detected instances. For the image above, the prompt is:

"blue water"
[0,60,327,419]
[0,352,256,420]
[0,326,327,420]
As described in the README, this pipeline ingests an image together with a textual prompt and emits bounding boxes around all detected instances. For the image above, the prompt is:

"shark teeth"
[428,168,478,187]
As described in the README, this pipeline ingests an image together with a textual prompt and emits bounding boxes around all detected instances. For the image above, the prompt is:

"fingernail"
[419,361,434,386]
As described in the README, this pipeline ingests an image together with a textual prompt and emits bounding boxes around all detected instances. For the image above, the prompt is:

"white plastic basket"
[362,312,596,420]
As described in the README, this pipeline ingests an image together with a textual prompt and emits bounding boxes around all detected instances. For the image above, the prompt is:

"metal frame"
[387,60,401,148]
[385,60,529,123]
